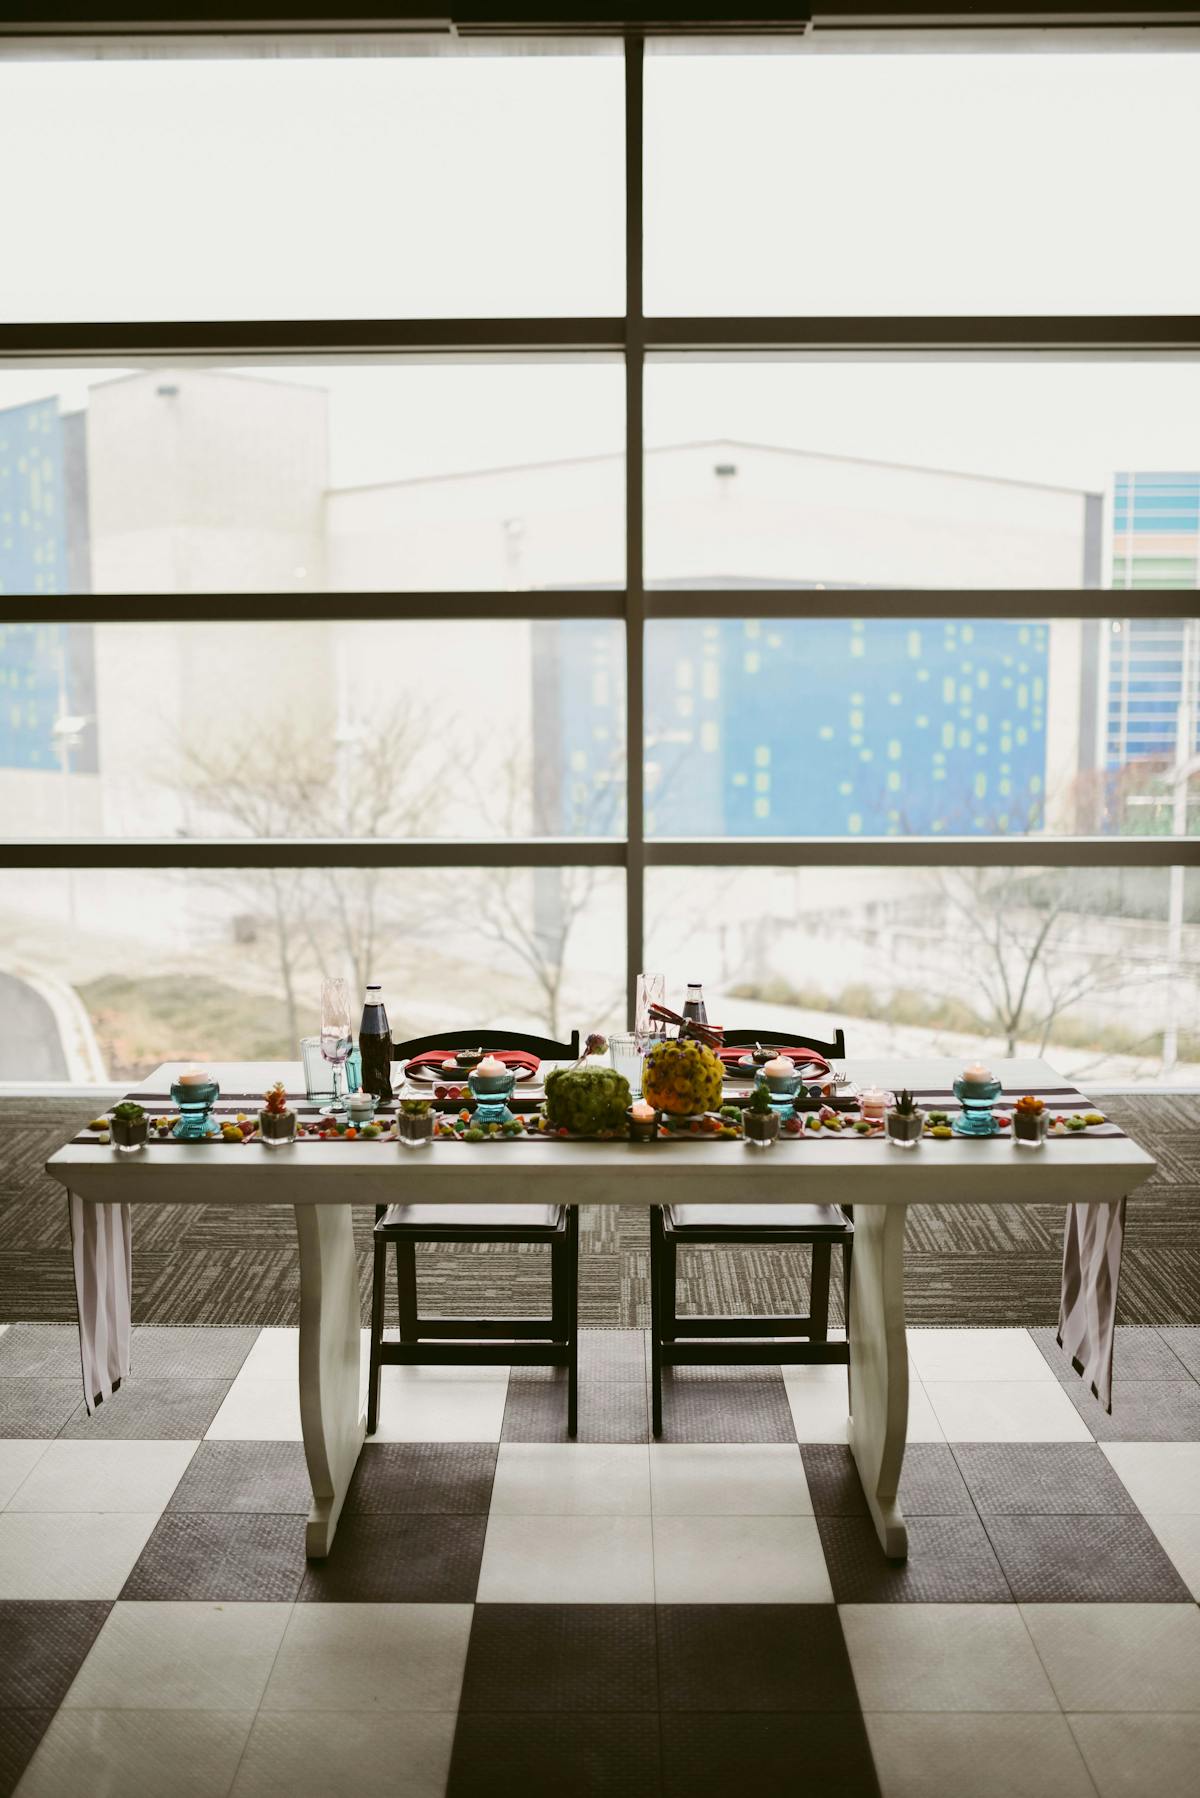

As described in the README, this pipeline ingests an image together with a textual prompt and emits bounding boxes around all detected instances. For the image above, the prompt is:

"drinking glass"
[320,977,354,1116]
[635,972,666,1041]
[609,1032,644,1099]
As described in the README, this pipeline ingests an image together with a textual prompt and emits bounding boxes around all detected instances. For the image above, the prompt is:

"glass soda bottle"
[682,983,708,1026]
[358,983,393,1102]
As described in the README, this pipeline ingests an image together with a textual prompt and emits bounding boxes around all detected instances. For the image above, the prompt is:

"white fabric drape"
[67,1193,132,1414]
[1058,1197,1126,1414]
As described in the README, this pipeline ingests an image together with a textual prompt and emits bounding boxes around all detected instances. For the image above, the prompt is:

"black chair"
[367,1028,581,1438]
[649,1026,854,1437]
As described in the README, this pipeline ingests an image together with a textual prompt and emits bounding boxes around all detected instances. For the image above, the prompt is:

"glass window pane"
[0,48,623,321]
[644,617,1198,839]
[645,360,1200,591]
[646,865,1197,1088]
[645,47,1200,316]
[0,620,626,839]
[0,866,625,1082]
[0,362,624,595]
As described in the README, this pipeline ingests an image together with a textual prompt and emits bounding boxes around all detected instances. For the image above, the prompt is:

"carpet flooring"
[1,1095,1196,1330]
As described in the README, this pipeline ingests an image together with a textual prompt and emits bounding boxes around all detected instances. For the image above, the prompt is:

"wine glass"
[320,976,354,1116]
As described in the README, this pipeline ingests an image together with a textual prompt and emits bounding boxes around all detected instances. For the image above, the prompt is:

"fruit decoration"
[641,1038,723,1118]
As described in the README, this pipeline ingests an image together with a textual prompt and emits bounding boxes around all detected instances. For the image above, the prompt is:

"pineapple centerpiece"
[642,1038,724,1118]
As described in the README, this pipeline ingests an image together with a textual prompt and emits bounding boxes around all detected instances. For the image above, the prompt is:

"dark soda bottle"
[358,983,393,1102]
[682,983,708,1026]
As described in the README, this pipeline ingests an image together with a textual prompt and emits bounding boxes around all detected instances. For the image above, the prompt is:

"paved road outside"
[0,972,69,1079]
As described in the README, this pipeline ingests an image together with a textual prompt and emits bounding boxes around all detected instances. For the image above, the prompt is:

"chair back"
[393,1028,581,1062]
[720,1026,847,1059]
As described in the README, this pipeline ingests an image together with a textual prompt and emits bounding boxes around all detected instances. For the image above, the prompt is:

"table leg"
[847,1203,909,1560]
[294,1204,367,1558]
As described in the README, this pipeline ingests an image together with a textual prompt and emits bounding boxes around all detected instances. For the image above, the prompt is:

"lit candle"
[474,1055,506,1078]
[345,1089,374,1115]
[177,1068,211,1087]
[962,1062,993,1086]
[630,1099,657,1121]
[761,1055,796,1079]
[860,1087,891,1121]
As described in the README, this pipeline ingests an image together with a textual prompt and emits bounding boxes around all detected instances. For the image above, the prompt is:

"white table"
[46,1057,1154,1560]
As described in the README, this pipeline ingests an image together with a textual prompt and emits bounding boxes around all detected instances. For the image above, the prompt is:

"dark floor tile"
[128,1326,259,1380]
[0,1326,81,1380]
[502,1381,649,1444]
[448,1712,661,1798]
[953,1443,1139,1515]
[660,1711,879,1798]
[58,1379,232,1440]
[657,1606,858,1714]
[459,1605,657,1713]
[655,1379,795,1445]
[346,1443,497,1514]
[801,1444,973,1517]
[1066,1379,1200,1442]
[0,1602,111,1709]
[0,1710,54,1798]
[511,1332,647,1383]
[120,1512,307,1602]
[166,1441,313,1514]
[816,1515,1011,1603]
[1030,1326,1192,1383]
[299,1513,487,1603]
[1157,1328,1200,1382]
[0,1380,83,1439]
[983,1513,1193,1603]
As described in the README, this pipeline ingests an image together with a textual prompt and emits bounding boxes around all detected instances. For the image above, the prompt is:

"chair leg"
[550,1231,567,1345]
[810,1240,832,1343]
[660,1232,678,1344]
[649,1207,665,1438]
[395,1238,419,1342]
[367,1237,387,1437]
[842,1236,854,1411]
[566,1207,579,1439]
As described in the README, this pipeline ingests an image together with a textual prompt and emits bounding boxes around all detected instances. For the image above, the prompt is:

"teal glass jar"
[170,1075,220,1140]
[952,1074,1002,1137]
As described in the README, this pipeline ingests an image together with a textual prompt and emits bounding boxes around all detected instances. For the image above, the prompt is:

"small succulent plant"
[747,1082,774,1115]
[891,1089,919,1117]
[262,1082,291,1116]
[1015,1094,1045,1115]
[112,1101,146,1123]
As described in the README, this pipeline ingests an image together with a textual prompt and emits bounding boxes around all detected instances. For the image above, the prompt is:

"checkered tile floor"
[1,1324,1198,1797]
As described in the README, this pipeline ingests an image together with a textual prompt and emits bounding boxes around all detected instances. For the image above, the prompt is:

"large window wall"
[1,25,1198,1083]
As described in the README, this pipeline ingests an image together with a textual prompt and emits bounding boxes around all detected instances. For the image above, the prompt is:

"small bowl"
[750,1047,777,1067]
[454,1049,485,1072]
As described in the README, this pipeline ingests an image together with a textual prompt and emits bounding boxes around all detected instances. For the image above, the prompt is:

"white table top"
[44,1058,1155,1210]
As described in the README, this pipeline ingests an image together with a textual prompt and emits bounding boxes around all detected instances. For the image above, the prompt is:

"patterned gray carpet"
[1,1095,1196,1329]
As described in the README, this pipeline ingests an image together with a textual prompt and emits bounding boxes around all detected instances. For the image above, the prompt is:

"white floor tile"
[64,1601,293,1711]
[841,1604,1059,1712]
[782,1366,850,1443]
[477,1515,654,1604]
[1069,1712,1200,1798]
[1020,1604,1200,1713]
[907,1328,1055,1384]
[1102,1443,1200,1515]
[490,1445,650,1517]
[7,1440,198,1514]
[649,1444,814,1516]
[1141,1514,1200,1600]
[261,1603,472,1713]
[15,1710,255,1798]
[866,1713,1096,1798]
[369,1379,508,1443]
[651,1514,833,1604]
[0,1512,159,1600]
[0,1441,50,1508]
[231,1710,456,1798]
[924,1380,1093,1443]
[905,1379,947,1443]
[206,1378,303,1442]
[236,1328,300,1382]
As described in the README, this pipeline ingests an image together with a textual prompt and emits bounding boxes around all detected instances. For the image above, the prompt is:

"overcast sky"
[1,47,1198,493]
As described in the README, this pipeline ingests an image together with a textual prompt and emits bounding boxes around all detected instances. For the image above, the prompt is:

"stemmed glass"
[320,976,354,1117]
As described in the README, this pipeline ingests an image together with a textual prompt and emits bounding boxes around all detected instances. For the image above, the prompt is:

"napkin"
[67,1194,132,1414]
[403,1049,541,1078]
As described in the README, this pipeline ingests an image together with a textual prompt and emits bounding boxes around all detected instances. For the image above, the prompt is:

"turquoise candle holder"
[469,1069,516,1127]
[756,1070,802,1120]
[952,1075,1002,1137]
[170,1077,221,1140]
